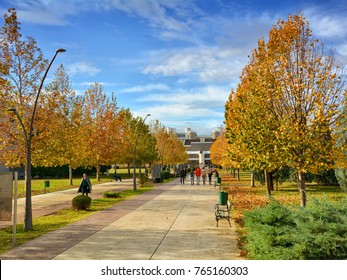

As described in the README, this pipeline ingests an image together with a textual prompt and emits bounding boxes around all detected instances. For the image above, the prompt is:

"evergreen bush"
[103,192,121,198]
[72,195,92,210]
[244,198,347,259]
[139,174,149,185]
[162,171,170,179]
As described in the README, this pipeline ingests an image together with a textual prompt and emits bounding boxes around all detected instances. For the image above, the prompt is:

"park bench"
[214,200,232,227]
[112,174,122,181]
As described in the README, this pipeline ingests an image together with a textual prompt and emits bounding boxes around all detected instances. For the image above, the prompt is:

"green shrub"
[244,198,347,260]
[162,171,170,179]
[72,195,92,210]
[103,191,122,198]
[139,174,149,185]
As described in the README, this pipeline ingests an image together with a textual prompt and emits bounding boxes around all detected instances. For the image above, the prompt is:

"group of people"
[179,166,215,185]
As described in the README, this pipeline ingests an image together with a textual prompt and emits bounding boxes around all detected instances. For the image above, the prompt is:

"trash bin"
[44,180,50,188]
[219,191,228,205]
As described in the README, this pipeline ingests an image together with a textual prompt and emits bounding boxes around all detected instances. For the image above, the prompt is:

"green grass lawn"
[15,168,139,198]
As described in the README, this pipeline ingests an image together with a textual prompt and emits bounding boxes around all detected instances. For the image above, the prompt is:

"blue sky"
[1,0,347,135]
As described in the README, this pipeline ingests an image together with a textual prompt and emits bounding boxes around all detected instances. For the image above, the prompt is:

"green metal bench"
[214,200,232,227]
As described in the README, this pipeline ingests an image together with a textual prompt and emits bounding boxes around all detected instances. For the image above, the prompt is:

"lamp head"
[56,48,66,53]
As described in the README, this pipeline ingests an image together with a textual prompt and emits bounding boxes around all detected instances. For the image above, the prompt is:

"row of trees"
[213,13,347,207]
[0,8,187,184]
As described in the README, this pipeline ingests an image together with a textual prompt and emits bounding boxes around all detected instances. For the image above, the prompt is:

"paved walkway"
[0,179,242,260]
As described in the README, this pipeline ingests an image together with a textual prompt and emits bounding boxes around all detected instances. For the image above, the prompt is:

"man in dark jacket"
[180,168,186,184]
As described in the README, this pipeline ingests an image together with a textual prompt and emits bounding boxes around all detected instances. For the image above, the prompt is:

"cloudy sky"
[1,0,346,135]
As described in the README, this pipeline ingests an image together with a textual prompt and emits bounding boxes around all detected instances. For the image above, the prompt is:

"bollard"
[44,180,50,193]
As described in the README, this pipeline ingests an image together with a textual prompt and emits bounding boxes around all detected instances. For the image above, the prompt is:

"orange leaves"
[152,123,186,165]
[224,11,345,189]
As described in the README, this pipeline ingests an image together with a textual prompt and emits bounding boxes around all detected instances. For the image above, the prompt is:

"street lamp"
[8,48,66,231]
[132,113,151,191]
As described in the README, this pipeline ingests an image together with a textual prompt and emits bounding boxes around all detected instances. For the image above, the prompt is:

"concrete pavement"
[0,179,243,260]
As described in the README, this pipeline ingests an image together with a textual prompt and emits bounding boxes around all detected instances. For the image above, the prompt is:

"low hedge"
[72,195,92,210]
[243,198,347,260]
[103,191,122,198]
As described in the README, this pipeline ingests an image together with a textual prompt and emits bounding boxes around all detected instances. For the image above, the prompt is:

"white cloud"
[8,0,92,25]
[107,0,191,32]
[120,83,170,93]
[337,43,347,56]
[130,84,230,134]
[136,85,231,110]
[133,103,224,135]
[142,47,246,83]
[305,7,347,38]
[66,61,101,77]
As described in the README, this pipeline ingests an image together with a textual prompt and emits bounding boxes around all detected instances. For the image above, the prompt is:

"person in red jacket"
[195,166,201,185]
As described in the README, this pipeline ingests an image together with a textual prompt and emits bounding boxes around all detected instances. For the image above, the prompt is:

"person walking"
[78,173,92,196]
[208,167,213,185]
[202,167,207,185]
[195,166,201,185]
[180,167,186,184]
[189,169,195,185]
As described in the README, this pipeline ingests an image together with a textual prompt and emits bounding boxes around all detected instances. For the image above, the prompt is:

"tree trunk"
[24,149,33,231]
[127,163,131,176]
[297,169,307,207]
[269,171,274,191]
[96,165,100,181]
[69,165,73,185]
[251,170,255,187]
[237,168,240,181]
[264,170,272,196]
[233,169,236,178]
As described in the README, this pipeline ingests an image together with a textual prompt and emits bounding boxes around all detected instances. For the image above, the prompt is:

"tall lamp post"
[132,113,150,191]
[8,48,66,231]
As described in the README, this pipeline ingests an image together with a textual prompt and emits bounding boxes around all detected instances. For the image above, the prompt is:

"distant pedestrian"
[190,169,195,185]
[78,173,92,196]
[208,167,213,185]
[180,168,186,184]
[195,166,201,185]
[202,167,207,185]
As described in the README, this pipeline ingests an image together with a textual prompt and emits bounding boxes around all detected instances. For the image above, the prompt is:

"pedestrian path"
[0,179,243,260]
[0,179,134,230]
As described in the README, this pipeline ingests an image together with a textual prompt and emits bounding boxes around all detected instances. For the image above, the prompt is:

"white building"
[173,127,222,167]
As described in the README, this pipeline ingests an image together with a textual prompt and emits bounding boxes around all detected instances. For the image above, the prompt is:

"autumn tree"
[34,65,83,185]
[0,8,53,231]
[0,8,47,166]
[210,134,227,167]
[119,111,157,189]
[151,121,187,168]
[80,82,120,181]
[225,45,284,194]
[266,14,345,206]
[225,13,346,206]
